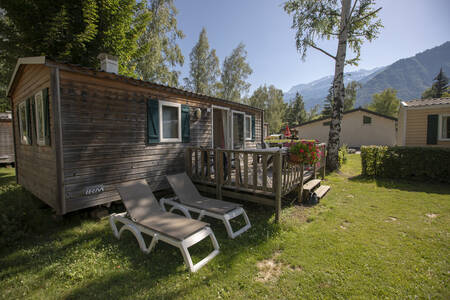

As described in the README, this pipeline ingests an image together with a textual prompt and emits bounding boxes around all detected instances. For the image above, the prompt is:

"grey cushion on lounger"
[166,173,241,215]
[116,180,208,241]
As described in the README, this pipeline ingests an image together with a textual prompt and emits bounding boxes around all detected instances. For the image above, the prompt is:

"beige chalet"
[397,98,450,147]
[293,108,397,148]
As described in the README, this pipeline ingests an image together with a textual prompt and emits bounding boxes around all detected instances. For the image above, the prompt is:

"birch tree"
[284,0,382,170]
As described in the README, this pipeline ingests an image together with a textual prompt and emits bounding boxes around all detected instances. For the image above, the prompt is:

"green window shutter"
[26,98,32,144]
[426,114,438,145]
[43,88,51,145]
[251,115,255,141]
[181,104,190,143]
[147,99,160,144]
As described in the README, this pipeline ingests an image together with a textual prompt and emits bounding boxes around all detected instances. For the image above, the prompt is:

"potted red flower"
[288,141,321,165]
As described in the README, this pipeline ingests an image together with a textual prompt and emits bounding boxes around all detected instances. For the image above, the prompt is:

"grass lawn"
[0,155,449,299]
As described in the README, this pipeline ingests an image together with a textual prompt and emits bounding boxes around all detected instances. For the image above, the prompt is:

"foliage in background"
[284,92,307,127]
[134,0,185,87]
[421,67,449,99]
[322,81,360,118]
[284,0,383,171]
[367,88,400,117]
[0,0,185,111]
[220,43,253,102]
[338,144,348,166]
[306,104,321,122]
[361,146,450,183]
[247,84,285,134]
[183,28,220,96]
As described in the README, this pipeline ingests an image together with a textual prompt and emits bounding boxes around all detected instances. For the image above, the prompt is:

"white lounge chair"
[109,179,220,272]
[162,173,251,239]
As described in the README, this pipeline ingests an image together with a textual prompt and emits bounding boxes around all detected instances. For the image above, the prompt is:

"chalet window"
[33,89,50,146]
[18,100,31,145]
[439,114,450,140]
[245,115,252,140]
[363,116,372,124]
[147,99,189,144]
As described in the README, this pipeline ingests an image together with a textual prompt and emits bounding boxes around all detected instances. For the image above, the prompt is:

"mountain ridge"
[284,41,450,110]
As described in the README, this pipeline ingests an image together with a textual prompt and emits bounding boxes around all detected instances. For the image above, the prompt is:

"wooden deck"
[185,144,326,222]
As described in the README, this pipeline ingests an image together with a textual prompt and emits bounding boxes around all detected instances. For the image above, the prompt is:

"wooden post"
[313,163,317,179]
[298,163,304,204]
[215,149,223,200]
[274,151,282,223]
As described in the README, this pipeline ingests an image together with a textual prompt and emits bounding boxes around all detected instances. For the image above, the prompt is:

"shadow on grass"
[0,168,15,186]
[348,174,450,195]
[0,184,280,299]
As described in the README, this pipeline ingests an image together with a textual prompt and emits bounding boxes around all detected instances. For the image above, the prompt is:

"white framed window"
[232,111,245,149]
[245,115,252,140]
[34,90,46,146]
[18,101,31,145]
[438,114,450,141]
[159,100,181,142]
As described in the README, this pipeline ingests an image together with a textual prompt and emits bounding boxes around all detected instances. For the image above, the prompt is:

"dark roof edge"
[294,107,397,128]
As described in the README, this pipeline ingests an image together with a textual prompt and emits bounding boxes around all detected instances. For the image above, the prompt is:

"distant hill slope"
[284,41,450,110]
[356,41,450,106]
[284,67,384,110]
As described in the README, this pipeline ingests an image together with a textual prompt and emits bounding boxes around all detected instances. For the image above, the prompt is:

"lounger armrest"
[160,197,192,219]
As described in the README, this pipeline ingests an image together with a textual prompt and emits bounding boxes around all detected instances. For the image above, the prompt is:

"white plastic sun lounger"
[109,179,219,272]
[162,173,251,239]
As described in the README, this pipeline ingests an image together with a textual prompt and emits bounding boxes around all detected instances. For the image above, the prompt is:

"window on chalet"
[34,89,51,146]
[363,116,372,124]
[147,99,190,144]
[440,115,450,140]
[18,100,31,145]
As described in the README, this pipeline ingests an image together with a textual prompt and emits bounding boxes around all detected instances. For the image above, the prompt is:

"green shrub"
[360,146,450,183]
[339,144,348,166]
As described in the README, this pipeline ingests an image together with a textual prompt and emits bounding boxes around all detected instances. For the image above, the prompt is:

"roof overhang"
[6,56,46,97]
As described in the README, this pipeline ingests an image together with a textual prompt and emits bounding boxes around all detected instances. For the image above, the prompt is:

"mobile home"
[0,112,14,164]
[6,56,264,215]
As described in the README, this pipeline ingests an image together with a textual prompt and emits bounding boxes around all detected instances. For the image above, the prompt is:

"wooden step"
[303,179,321,192]
[314,185,330,199]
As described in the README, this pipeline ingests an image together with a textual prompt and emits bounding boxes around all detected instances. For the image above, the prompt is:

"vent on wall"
[97,53,119,75]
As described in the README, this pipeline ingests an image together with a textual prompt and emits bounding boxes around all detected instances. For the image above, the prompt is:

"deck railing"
[185,143,326,222]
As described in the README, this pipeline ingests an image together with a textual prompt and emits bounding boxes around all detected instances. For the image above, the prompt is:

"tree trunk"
[326,0,351,171]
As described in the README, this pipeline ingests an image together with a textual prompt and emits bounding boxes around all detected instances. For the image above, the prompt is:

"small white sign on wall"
[85,184,105,196]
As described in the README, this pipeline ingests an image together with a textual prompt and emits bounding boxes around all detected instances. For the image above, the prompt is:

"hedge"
[361,146,450,183]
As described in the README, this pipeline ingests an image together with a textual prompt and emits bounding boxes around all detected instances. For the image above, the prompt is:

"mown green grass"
[0,155,449,299]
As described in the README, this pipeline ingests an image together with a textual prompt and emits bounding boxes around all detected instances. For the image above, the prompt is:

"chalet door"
[212,107,230,149]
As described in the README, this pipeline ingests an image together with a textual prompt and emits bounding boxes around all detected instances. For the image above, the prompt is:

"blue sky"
[174,0,450,94]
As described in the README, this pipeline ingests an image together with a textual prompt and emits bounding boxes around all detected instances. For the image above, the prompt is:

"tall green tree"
[0,0,152,110]
[421,67,449,99]
[344,80,361,110]
[183,28,220,95]
[247,85,285,133]
[284,92,307,127]
[323,80,360,118]
[306,104,321,121]
[284,0,382,170]
[322,85,334,118]
[368,88,400,117]
[135,0,184,87]
[220,43,253,102]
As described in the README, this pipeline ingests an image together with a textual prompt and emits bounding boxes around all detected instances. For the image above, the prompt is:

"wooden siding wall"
[59,70,262,212]
[10,65,58,209]
[0,121,14,163]
[404,107,450,147]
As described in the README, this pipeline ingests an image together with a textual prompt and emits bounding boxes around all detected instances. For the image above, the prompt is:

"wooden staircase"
[301,177,330,204]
